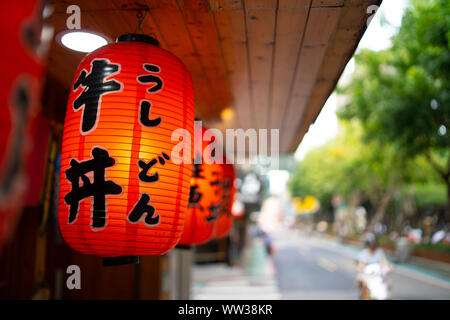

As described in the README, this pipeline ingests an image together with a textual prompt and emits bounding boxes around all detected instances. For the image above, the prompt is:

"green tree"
[288,121,402,226]
[338,0,450,219]
[288,119,445,232]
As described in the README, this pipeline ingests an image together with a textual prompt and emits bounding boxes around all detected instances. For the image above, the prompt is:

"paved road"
[272,229,450,300]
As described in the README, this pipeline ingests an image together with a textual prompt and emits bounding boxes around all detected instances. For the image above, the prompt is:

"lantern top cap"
[116,34,160,46]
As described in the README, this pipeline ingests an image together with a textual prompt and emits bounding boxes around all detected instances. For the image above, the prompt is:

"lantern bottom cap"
[102,255,140,267]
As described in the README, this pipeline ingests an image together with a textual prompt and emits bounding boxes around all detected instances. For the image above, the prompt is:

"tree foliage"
[288,121,403,217]
[339,0,449,156]
[338,0,450,217]
[289,0,450,226]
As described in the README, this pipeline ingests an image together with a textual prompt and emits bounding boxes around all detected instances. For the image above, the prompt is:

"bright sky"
[294,0,408,161]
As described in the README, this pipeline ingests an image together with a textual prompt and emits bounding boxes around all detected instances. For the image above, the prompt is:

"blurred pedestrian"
[263,232,273,256]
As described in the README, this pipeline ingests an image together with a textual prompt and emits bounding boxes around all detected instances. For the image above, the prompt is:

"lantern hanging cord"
[135,9,149,33]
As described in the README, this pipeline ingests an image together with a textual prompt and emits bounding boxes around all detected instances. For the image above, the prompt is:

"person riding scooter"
[356,233,393,299]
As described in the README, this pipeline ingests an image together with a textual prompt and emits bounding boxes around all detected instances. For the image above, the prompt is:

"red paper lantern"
[58,34,194,261]
[178,127,223,246]
[214,162,236,238]
[0,0,44,251]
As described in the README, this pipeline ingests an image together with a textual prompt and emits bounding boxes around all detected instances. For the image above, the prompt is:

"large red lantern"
[58,34,194,263]
[178,127,223,246]
[0,0,45,251]
[214,162,236,238]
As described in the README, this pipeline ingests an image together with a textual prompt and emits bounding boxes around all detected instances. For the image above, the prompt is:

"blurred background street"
[193,228,450,300]
[273,230,450,300]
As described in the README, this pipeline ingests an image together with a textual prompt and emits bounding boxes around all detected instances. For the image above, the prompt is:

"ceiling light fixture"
[221,108,235,122]
[55,30,110,53]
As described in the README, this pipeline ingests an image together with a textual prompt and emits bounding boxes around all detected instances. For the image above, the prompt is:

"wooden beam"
[269,0,310,130]
[178,0,232,120]
[288,0,382,152]
[244,0,277,129]
[280,5,342,152]
[146,0,217,119]
[213,1,252,129]
[311,0,344,7]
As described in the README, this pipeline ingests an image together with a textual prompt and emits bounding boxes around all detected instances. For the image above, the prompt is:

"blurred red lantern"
[214,162,236,238]
[178,127,223,246]
[58,34,194,263]
[0,0,45,251]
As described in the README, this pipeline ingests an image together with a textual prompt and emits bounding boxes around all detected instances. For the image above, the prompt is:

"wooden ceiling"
[45,0,380,153]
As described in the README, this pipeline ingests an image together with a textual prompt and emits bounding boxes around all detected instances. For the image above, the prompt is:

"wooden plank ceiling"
[45,0,380,153]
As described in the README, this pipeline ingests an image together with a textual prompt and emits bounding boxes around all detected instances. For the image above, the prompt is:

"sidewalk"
[191,237,281,300]
[393,255,450,281]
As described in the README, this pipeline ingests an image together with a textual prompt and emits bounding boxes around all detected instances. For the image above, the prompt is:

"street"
[192,229,450,300]
[272,230,450,300]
